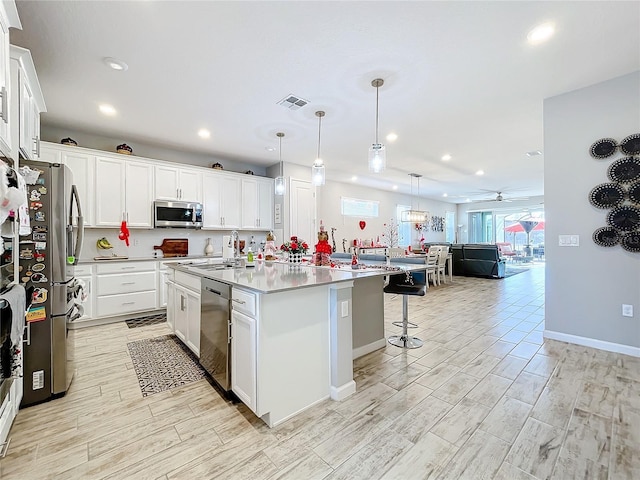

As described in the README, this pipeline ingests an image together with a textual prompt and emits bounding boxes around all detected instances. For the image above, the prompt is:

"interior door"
[290,179,314,245]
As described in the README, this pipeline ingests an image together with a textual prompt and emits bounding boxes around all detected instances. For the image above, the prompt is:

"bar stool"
[384,259,427,349]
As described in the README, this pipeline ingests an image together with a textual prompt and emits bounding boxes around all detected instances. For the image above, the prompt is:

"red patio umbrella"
[504,221,545,233]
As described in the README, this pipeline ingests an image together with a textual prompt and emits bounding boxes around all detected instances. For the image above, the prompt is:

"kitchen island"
[167,259,424,427]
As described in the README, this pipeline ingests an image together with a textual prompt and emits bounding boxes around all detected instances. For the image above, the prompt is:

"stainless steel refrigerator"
[20,160,84,406]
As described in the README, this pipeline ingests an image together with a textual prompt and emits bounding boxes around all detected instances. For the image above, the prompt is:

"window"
[396,204,411,247]
[341,197,379,217]
[468,211,493,243]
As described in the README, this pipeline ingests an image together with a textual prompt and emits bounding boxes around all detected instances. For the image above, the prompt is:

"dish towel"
[0,284,26,346]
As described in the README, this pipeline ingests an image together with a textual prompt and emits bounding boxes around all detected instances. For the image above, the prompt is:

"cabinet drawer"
[97,271,156,296]
[175,271,201,293]
[96,262,155,275]
[232,288,256,317]
[97,291,157,317]
[74,265,93,276]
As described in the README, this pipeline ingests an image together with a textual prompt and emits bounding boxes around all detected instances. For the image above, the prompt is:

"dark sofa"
[451,244,505,278]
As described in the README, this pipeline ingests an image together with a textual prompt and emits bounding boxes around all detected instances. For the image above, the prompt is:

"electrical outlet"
[133,239,140,246]
[341,301,349,318]
[622,304,634,317]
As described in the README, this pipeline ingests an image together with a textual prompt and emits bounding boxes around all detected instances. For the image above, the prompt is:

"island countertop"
[168,259,422,294]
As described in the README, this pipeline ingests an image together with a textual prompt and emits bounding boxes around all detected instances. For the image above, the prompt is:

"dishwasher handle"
[205,286,224,296]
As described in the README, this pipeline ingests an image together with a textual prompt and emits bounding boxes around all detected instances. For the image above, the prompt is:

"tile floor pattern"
[1,266,638,479]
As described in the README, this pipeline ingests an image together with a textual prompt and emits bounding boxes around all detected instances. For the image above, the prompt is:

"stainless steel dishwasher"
[200,278,232,392]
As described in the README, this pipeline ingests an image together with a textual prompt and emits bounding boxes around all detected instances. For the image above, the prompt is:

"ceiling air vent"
[277,94,309,110]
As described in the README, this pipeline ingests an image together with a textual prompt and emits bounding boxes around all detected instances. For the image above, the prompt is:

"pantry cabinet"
[155,165,202,202]
[95,156,154,228]
[241,177,274,230]
[202,171,241,229]
[10,45,46,161]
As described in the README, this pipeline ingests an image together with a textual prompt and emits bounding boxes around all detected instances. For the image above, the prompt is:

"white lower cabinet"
[173,276,200,356]
[231,309,257,412]
[166,281,175,331]
[95,262,157,317]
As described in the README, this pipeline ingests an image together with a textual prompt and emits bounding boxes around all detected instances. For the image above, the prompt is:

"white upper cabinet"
[10,45,46,161]
[155,165,202,202]
[95,156,154,228]
[202,171,241,229]
[241,177,274,230]
[0,3,18,158]
[40,143,97,227]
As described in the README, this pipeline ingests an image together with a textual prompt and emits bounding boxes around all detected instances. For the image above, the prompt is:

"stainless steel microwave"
[154,200,203,228]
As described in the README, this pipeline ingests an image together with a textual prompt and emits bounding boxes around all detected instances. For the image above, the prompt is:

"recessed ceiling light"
[386,133,398,142]
[103,57,128,71]
[351,176,358,182]
[198,129,210,139]
[441,154,452,161]
[99,104,116,116]
[476,170,484,176]
[392,185,398,190]
[442,193,448,197]
[265,146,276,152]
[527,22,555,45]
[466,198,471,202]
[526,150,542,157]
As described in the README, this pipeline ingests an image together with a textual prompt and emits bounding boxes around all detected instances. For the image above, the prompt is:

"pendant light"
[311,111,326,186]
[401,173,429,222]
[368,78,386,173]
[274,132,286,196]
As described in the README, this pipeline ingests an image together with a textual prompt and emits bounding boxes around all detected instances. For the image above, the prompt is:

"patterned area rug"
[127,334,207,396]
[125,313,167,329]
[504,266,529,278]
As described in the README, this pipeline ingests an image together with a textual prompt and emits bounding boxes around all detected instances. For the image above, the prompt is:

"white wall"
[544,71,640,353]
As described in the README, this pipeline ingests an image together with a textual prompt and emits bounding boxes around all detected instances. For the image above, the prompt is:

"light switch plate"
[341,301,349,318]
[622,304,633,317]
[559,234,580,247]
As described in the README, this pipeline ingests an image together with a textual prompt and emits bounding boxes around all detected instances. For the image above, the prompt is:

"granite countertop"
[170,259,425,294]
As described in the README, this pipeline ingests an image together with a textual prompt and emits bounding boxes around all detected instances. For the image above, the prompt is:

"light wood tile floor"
[2,265,639,479]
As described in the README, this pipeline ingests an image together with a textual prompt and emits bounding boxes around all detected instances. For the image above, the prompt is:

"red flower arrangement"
[280,236,309,254]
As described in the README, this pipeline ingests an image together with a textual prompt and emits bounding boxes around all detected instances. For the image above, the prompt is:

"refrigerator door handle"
[68,185,84,266]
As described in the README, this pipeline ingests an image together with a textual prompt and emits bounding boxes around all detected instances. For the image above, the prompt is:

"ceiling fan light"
[312,164,325,186]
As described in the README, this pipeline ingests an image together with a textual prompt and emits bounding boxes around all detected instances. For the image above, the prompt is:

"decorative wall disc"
[588,183,625,209]
[607,157,640,183]
[621,231,640,252]
[628,181,640,205]
[607,205,640,231]
[592,227,619,247]
[589,138,618,159]
[619,133,640,156]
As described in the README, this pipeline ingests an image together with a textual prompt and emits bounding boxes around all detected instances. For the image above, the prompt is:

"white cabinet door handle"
[232,298,246,305]
[122,301,135,305]
[121,282,136,285]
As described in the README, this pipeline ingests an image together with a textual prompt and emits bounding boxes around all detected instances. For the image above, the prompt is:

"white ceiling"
[11,1,640,203]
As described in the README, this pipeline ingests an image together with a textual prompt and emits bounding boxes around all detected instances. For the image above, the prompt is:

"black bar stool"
[384,260,427,349]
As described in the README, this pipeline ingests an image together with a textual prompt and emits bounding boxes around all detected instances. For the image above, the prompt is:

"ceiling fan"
[473,191,530,203]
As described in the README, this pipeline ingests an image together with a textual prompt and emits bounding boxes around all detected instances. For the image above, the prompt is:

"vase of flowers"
[280,236,309,263]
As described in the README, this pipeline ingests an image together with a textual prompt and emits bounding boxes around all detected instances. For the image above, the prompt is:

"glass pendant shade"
[275,132,286,196]
[368,143,386,173]
[312,160,325,186]
[274,176,286,195]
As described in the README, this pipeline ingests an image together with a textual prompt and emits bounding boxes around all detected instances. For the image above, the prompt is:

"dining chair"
[436,246,449,285]
[425,251,439,288]
[388,247,405,258]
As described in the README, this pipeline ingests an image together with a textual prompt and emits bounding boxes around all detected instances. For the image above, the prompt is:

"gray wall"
[544,71,640,350]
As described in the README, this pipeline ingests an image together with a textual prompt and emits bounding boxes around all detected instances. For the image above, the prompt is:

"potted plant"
[280,236,309,263]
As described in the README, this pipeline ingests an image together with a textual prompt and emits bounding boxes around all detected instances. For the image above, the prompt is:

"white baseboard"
[265,395,331,428]
[330,380,356,401]
[353,338,387,359]
[544,330,640,358]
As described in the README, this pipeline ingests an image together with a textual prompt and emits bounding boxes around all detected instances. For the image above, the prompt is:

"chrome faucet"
[229,230,241,266]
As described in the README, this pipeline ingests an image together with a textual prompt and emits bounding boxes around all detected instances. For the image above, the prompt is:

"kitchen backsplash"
[81,229,271,260]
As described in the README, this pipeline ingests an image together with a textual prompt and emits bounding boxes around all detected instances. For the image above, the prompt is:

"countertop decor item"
[96,237,113,250]
[592,227,619,247]
[153,239,188,257]
[204,238,214,256]
[589,138,617,159]
[61,137,77,146]
[116,143,133,155]
[211,162,223,170]
[280,236,308,263]
[588,183,625,209]
[244,170,254,175]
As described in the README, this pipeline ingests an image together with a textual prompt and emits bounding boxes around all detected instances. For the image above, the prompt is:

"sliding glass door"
[468,211,493,243]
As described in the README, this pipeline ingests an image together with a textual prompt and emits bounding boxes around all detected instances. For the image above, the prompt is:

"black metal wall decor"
[590,133,640,252]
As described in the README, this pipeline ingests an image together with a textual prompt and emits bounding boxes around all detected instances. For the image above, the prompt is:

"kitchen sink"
[191,263,238,271]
